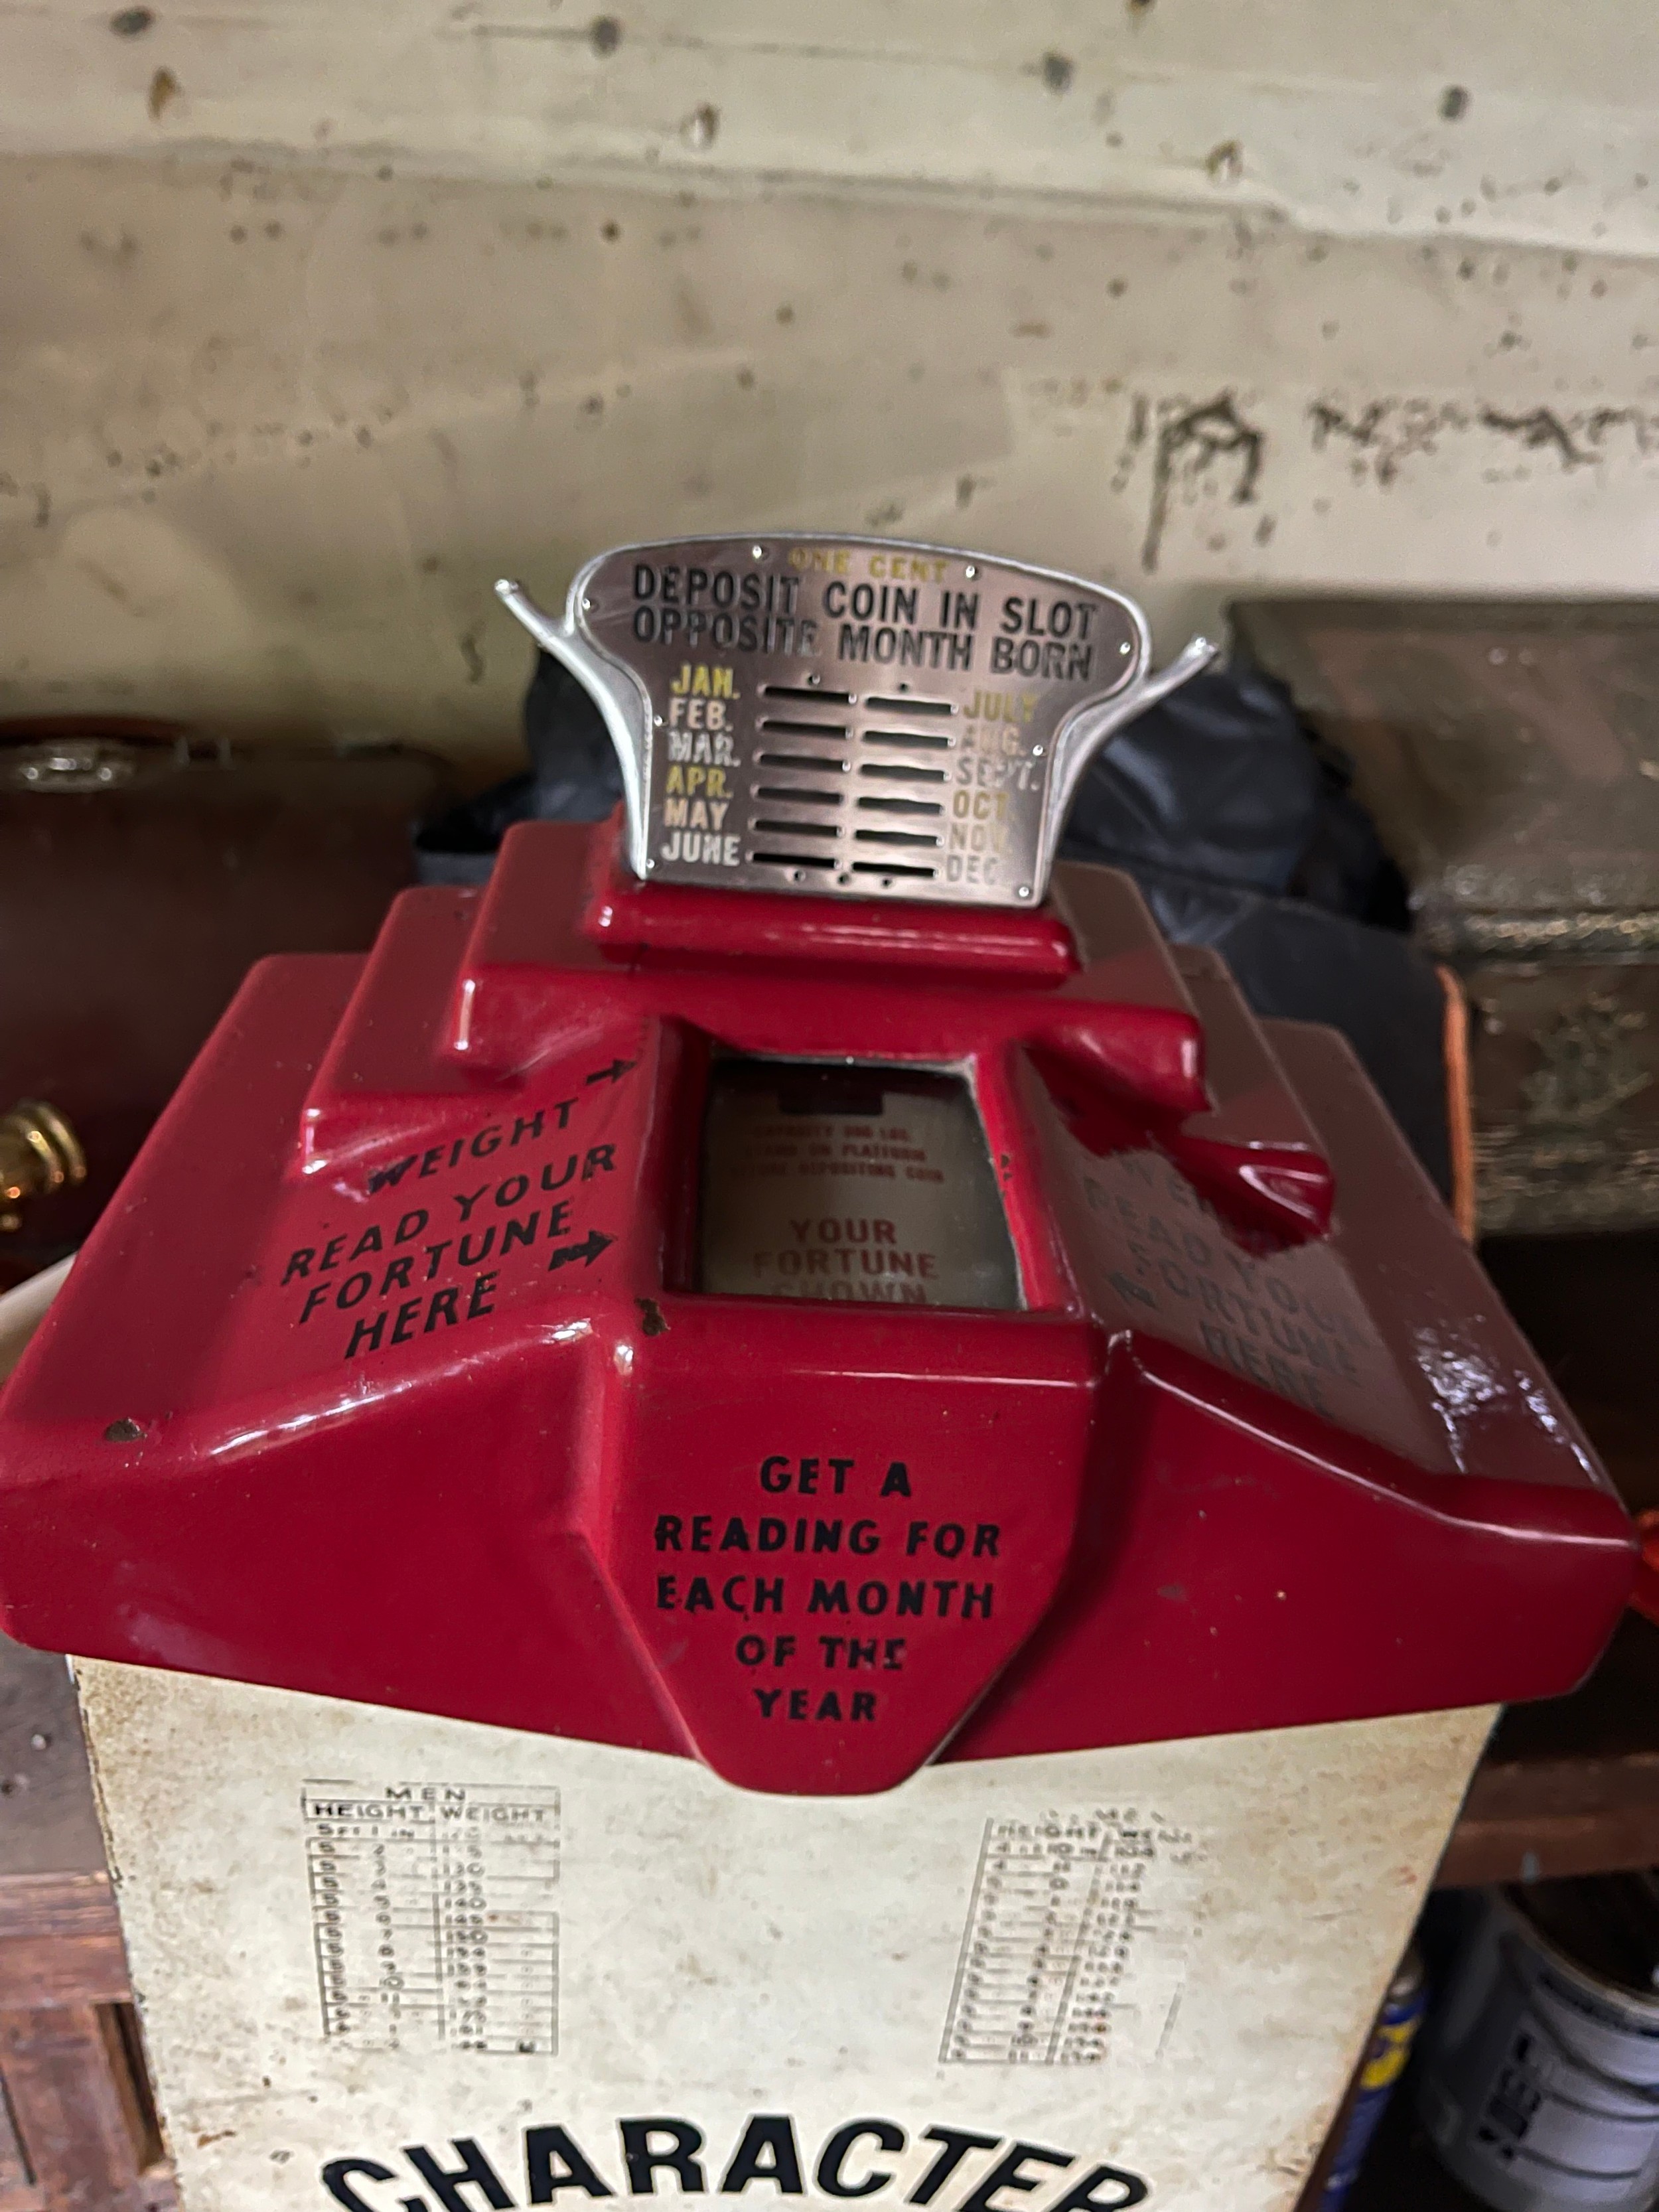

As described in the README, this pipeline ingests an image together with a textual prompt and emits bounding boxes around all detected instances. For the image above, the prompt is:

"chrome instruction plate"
[498,536,1214,909]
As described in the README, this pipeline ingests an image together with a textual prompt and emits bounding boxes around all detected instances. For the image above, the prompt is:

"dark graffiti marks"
[1478,404,1593,469]
[1141,392,1265,573]
[1307,394,1659,488]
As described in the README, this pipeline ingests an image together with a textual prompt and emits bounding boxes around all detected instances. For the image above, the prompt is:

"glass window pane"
[698,1060,1021,1311]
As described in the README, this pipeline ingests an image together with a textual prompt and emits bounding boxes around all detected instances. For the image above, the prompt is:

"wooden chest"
[1234,599,1659,1235]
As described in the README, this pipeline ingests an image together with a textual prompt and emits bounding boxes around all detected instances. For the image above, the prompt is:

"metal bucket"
[1417,1878,1659,2210]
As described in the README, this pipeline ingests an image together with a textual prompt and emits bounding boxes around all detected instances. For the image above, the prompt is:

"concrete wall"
[3,2,1656,766]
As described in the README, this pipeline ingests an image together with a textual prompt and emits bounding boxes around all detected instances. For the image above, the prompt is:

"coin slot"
[860,727,953,750]
[863,696,954,715]
[752,819,839,838]
[859,762,948,784]
[854,829,941,849]
[751,850,838,869]
[850,861,934,878]
[757,752,847,772]
[857,796,942,816]
[758,719,849,738]
[761,684,854,704]
[755,785,841,804]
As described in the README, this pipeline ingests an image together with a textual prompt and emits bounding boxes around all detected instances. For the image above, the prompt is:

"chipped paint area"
[1409,1321,1601,1479]
[1413,1331,1512,1422]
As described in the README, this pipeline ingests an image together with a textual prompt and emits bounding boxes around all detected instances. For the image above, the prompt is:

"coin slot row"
[757,752,849,773]
[857,796,942,818]
[750,851,838,869]
[863,695,954,717]
[760,684,854,705]
[752,820,840,840]
[850,860,935,879]
[754,784,842,806]
[859,727,953,751]
[855,829,941,849]
[758,718,849,738]
[859,761,947,785]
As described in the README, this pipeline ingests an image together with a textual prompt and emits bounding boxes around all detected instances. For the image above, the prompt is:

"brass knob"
[0,1103,86,1233]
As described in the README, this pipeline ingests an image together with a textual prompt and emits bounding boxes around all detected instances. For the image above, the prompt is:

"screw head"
[1017,885,1033,899]
[1119,640,1132,654]
[964,563,977,579]
[751,544,765,559]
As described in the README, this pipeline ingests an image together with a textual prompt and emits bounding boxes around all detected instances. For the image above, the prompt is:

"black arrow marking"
[547,1230,615,1272]
[585,1057,638,1086]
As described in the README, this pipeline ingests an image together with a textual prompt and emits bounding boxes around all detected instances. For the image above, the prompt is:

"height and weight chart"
[302,1781,560,2054]
[77,1653,1493,2212]
[941,1808,1202,2066]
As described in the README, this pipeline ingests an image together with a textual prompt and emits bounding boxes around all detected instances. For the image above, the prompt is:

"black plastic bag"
[1058,657,1445,1191]
[1059,662,1406,928]
[415,655,621,886]
[1117,860,1450,1197]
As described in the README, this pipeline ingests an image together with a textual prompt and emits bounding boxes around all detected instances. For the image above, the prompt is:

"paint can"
[1416,1876,1659,2210]
[1318,1945,1427,2208]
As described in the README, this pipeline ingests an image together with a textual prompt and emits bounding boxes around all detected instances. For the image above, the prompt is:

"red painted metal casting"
[0,816,1634,1794]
